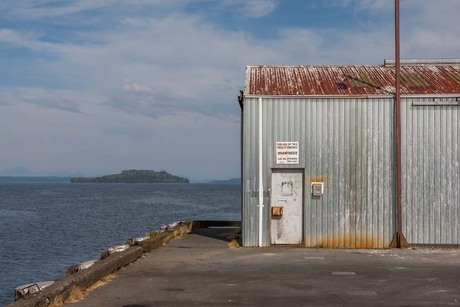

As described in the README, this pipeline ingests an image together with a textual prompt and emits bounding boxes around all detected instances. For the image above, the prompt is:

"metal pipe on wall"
[258,97,264,247]
[238,91,244,243]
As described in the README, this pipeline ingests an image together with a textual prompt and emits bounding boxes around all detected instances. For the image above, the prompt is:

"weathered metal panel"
[299,98,395,248]
[246,65,460,96]
[401,98,460,244]
[241,97,261,246]
[242,97,395,247]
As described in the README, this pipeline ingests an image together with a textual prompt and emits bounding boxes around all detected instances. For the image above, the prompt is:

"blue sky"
[0,0,459,181]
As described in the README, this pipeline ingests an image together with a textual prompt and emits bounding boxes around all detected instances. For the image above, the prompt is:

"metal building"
[238,60,460,247]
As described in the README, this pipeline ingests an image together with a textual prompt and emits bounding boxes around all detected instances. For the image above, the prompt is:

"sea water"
[0,183,240,305]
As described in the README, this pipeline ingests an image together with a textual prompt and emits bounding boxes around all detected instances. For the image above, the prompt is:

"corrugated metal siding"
[302,98,395,248]
[242,98,260,246]
[246,65,460,96]
[402,98,460,244]
[242,97,395,247]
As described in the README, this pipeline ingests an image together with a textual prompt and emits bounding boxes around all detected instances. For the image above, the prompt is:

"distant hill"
[71,170,189,184]
[207,178,241,185]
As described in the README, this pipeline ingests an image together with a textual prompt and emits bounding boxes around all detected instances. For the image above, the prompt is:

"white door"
[270,169,303,245]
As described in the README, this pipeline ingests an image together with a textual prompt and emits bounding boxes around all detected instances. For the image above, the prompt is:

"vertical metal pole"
[395,0,402,237]
[390,0,408,248]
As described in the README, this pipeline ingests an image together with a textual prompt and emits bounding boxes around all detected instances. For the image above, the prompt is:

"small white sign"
[276,142,299,164]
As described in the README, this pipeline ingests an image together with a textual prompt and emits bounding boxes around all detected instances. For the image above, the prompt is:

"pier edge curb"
[8,221,194,307]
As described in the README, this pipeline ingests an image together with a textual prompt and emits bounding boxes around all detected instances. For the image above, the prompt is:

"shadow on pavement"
[190,227,240,242]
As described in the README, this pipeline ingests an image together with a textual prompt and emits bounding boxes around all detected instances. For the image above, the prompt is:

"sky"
[0,0,459,181]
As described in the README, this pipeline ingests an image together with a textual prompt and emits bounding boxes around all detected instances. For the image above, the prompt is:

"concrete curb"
[138,221,193,253]
[8,221,194,307]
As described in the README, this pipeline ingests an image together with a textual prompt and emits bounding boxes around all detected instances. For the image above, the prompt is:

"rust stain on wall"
[308,233,385,249]
[308,176,327,183]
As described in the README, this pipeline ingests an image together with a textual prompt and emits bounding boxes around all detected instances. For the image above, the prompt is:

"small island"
[70,170,189,184]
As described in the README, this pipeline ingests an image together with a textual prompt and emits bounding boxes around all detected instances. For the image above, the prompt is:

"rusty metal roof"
[245,64,460,96]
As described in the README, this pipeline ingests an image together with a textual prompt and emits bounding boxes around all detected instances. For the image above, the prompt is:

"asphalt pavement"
[69,227,460,306]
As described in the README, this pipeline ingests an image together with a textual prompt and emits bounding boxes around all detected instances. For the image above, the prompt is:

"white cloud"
[399,0,460,58]
[356,0,393,12]
[0,28,44,49]
[242,0,277,18]
[313,0,460,62]
[217,0,277,17]
[122,82,154,93]
[0,28,69,56]
[2,12,263,118]
[325,0,393,12]
[0,0,161,18]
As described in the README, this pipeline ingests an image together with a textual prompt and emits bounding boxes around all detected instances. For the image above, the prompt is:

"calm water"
[0,183,240,305]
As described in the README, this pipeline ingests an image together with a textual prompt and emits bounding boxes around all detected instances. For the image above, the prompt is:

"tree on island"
[70,170,189,183]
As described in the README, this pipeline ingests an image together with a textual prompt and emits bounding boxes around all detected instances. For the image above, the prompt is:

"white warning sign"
[276,142,299,164]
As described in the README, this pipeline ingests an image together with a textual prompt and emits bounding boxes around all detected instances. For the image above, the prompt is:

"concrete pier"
[9,222,460,306]
[69,227,460,306]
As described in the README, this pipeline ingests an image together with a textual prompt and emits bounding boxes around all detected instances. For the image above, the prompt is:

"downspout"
[258,97,264,247]
[238,91,244,245]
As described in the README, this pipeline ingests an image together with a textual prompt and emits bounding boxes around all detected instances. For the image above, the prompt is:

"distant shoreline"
[0,175,242,184]
[0,176,71,183]
[206,178,241,185]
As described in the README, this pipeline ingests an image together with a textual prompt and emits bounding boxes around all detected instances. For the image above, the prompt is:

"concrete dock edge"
[8,221,196,307]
